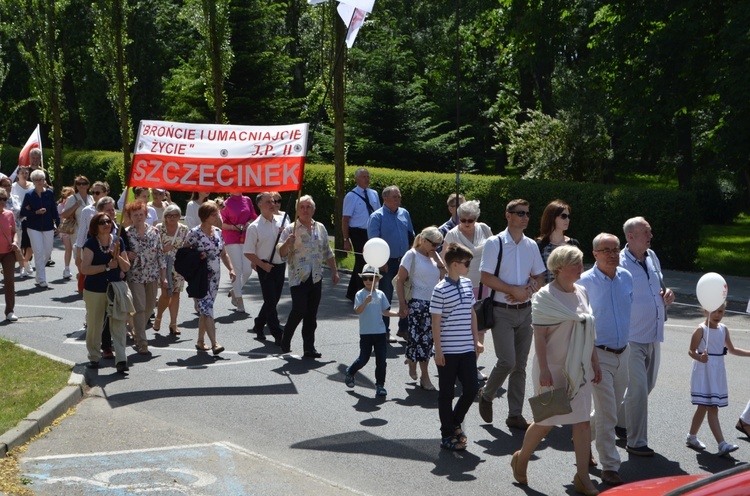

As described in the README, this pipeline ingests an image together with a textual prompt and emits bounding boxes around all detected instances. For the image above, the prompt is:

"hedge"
[0,146,700,269]
[302,164,700,270]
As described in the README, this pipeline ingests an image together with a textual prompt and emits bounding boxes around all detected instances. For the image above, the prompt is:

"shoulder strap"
[268,212,289,263]
[478,236,503,298]
[352,189,374,215]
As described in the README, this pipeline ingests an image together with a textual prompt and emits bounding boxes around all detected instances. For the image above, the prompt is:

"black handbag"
[473,239,503,331]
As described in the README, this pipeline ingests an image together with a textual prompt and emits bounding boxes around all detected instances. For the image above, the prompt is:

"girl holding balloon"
[687,301,750,456]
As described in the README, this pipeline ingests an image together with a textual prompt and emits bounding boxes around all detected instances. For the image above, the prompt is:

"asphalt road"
[3,241,750,495]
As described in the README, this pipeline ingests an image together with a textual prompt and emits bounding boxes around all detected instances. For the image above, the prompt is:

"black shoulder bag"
[473,237,503,331]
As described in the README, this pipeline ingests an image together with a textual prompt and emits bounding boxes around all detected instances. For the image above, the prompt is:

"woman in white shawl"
[511,245,601,495]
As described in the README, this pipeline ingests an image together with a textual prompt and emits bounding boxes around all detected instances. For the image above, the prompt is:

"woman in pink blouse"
[125,201,167,355]
[221,192,257,313]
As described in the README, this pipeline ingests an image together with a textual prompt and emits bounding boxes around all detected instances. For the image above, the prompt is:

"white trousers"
[619,341,660,448]
[27,228,54,284]
[225,243,252,299]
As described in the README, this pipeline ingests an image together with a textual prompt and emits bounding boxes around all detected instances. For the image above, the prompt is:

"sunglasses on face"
[0,198,8,202]
[361,276,376,282]
[459,218,475,224]
[92,191,103,196]
[594,248,619,255]
[559,213,570,220]
[98,219,113,225]
[273,199,282,204]
[76,182,88,186]
[456,260,471,268]
[508,210,530,218]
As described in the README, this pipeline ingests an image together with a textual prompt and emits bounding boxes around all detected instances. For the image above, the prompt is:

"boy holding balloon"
[687,295,750,456]
[344,264,400,397]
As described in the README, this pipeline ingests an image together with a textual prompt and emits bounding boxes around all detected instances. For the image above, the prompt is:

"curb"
[0,358,85,457]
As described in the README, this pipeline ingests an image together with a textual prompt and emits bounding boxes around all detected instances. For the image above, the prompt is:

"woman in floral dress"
[185,201,235,355]
[125,200,167,355]
[153,203,189,335]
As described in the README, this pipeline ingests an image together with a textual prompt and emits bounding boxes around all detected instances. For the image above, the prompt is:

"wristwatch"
[104,265,110,272]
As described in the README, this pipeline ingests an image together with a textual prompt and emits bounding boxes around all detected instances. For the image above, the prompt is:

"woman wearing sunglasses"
[537,200,581,285]
[443,200,494,380]
[61,176,94,279]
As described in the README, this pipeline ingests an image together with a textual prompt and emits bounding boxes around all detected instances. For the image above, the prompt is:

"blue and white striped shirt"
[430,276,476,354]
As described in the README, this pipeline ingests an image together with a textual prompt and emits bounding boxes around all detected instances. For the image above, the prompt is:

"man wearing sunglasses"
[477,198,545,431]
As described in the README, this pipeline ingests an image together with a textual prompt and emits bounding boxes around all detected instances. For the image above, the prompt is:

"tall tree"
[8,0,69,181]
[91,0,133,176]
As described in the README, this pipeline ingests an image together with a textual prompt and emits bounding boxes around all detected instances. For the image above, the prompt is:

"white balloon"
[363,238,390,267]
[696,272,727,312]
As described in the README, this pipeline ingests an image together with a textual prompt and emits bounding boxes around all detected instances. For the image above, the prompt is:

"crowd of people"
[4,161,749,494]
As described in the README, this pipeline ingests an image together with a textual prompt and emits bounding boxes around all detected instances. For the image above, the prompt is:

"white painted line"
[219,441,371,496]
[14,304,85,311]
[23,442,218,461]
[157,354,297,372]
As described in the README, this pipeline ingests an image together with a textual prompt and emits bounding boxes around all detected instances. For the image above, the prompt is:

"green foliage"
[691,171,745,225]
[697,214,750,278]
[496,109,612,182]
[301,164,700,269]
[60,150,126,199]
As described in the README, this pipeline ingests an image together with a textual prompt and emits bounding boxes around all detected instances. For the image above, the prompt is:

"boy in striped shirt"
[431,242,483,451]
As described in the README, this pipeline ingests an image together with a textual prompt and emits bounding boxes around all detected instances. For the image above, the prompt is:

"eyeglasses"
[594,248,619,255]
[32,178,44,183]
[429,241,440,248]
[273,199,282,204]
[92,191,103,196]
[559,213,570,220]
[361,276,376,282]
[165,214,179,218]
[508,210,530,217]
[459,218,475,224]
[76,182,88,186]
[98,219,113,225]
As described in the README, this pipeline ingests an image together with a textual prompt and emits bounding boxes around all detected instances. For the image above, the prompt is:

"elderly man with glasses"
[578,232,633,487]
[477,198,545,431]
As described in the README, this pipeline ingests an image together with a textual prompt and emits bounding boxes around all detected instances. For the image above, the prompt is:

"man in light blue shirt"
[343,168,380,301]
[617,216,674,457]
[578,233,632,487]
[367,185,414,341]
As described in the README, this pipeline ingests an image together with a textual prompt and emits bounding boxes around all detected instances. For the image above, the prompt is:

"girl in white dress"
[688,302,750,456]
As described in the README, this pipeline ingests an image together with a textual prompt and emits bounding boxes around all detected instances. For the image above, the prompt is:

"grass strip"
[0,338,71,434]
[697,213,750,278]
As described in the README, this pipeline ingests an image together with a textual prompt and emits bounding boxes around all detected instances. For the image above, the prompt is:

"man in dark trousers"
[343,168,380,301]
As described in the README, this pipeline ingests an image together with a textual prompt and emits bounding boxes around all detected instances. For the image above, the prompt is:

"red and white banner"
[11,124,43,180]
[129,120,309,193]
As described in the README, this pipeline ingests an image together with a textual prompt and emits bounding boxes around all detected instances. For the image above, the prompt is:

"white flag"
[12,124,43,181]
[337,3,368,48]
[338,0,375,13]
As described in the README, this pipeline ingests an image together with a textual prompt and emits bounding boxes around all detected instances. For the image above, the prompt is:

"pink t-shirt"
[0,210,16,254]
[221,195,257,245]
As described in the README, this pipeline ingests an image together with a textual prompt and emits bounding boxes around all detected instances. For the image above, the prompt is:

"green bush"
[691,171,745,225]
[302,164,700,270]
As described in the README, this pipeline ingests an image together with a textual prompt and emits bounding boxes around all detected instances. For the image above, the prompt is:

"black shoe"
[87,361,99,369]
[280,346,291,354]
[615,426,628,441]
[303,350,322,358]
[254,330,267,341]
[271,330,283,346]
[46,260,55,267]
[626,445,655,457]
[116,361,129,374]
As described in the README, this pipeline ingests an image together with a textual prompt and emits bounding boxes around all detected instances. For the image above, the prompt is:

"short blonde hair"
[546,245,583,276]
[413,226,443,249]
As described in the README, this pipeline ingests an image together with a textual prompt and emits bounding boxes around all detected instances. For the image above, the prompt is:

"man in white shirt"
[617,216,674,457]
[244,192,286,344]
[477,199,545,430]
[343,168,380,301]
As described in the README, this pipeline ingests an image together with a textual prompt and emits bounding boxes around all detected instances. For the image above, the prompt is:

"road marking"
[15,304,85,311]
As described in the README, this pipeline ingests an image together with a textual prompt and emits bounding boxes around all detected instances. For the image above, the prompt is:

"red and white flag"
[11,124,43,180]
[129,120,309,194]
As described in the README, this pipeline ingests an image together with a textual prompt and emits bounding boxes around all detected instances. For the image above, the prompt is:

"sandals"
[736,418,750,437]
[212,345,225,355]
[405,359,417,380]
[195,341,209,351]
[454,426,468,444]
[440,435,466,451]
[152,317,161,332]
[169,324,181,336]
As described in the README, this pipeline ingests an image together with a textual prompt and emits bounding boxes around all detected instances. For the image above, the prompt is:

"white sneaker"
[686,435,706,450]
[6,312,18,322]
[63,267,71,279]
[20,267,27,278]
[24,262,33,273]
[718,441,739,456]
[37,281,48,288]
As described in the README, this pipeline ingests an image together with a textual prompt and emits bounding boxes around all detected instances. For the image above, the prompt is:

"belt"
[596,345,627,355]
[493,301,531,309]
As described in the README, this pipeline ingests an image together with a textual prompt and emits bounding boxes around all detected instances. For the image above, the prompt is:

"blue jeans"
[348,333,387,386]
[378,257,406,334]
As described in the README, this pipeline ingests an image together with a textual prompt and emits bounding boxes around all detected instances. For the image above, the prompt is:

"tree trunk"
[205,0,224,124]
[114,0,131,176]
[333,6,346,254]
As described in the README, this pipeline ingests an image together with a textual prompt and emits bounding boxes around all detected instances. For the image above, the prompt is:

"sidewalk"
[664,269,750,307]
